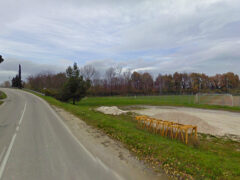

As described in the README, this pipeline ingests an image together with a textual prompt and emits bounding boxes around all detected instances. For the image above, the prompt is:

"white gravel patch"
[131,106,240,137]
[96,106,127,115]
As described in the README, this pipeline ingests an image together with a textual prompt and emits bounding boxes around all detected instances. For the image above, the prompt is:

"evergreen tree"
[11,64,23,88]
[61,63,90,104]
[18,64,22,88]
[12,75,20,87]
[0,55,4,64]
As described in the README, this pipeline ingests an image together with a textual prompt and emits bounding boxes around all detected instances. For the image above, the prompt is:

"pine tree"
[61,63,90,104]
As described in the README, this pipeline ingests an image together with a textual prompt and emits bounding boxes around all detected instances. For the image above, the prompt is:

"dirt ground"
[131,106,240,140]
[52,106,168,180]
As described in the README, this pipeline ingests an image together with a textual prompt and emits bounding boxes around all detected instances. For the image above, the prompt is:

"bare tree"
[0,81,11,87]
[105,67,117,94]
[123,69,131,84]
[105,67,116,83]
[27,72,67,91]
[115,65,123,77]
[142,72,153,94]
[80,65,97,81]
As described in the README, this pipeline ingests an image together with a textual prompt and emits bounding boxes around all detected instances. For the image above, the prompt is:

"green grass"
[80,95,195,106]
[0,91,6,99]
[78,95,240,112]
[0,90,6,105]
[26,91,240,180]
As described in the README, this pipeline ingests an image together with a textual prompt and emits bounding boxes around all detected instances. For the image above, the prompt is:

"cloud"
[0,0,240,83]
[0,58,68,83]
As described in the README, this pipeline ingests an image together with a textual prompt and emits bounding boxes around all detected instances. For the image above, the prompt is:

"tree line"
[27,63,90,104]
[25,64,240,96]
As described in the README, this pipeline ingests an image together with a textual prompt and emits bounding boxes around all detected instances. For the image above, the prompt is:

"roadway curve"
[0,88,153,180]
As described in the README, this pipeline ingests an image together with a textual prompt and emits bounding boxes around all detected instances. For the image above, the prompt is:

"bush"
[44,89,59,98]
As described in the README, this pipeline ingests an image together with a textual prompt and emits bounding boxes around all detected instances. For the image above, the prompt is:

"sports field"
[78,95,240,112]
[80,95,195,106]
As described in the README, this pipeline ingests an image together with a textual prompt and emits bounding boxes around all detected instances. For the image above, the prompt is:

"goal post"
[195,93,234,107]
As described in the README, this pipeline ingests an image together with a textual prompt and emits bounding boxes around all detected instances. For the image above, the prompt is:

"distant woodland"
[24,65,240,96]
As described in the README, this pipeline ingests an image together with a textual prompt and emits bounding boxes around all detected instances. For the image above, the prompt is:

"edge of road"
[0,89,7,108]
[21,88,165,180]
[0,89,27,180]
[20,89,126,180]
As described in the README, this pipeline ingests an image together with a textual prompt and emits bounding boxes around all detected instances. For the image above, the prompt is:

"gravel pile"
[96,106,127,115]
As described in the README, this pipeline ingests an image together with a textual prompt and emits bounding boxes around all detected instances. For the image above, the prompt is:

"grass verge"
[0,90,7,105]
[26,91,240,180]
[0,91,6,99]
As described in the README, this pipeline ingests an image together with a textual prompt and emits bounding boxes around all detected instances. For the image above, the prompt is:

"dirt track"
[131,106,240,138]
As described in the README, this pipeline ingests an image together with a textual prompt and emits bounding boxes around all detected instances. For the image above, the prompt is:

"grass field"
[78,95,240,112]
[79,95,195,106]
[26,91,240,180]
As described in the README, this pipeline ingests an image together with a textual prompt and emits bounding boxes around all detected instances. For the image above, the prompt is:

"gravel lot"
[131,106,240,138]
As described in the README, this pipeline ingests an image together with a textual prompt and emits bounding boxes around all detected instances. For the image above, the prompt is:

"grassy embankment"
[0,90,7,105]
[27,91,240,180]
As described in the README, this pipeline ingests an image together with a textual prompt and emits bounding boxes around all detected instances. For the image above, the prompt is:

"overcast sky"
[0,0,240,82]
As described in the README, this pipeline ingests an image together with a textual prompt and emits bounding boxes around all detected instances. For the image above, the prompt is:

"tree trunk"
[73,96,76,105]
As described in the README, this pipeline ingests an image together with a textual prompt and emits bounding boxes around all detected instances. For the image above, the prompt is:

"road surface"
[0,88,152,180]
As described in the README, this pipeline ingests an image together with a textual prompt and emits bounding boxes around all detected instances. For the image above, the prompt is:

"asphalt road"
[0,88,127,180]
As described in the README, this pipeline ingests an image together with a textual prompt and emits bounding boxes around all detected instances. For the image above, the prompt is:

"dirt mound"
[96,106,127,115]
[152,112,221,135]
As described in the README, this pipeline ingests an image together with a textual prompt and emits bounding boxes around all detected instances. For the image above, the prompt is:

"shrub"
[44,89,59,98]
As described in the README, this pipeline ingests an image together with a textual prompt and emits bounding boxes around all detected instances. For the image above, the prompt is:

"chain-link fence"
[233,96,240,107]
[195,93,240,107]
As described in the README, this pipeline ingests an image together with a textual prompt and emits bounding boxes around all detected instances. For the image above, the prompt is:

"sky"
[0,0,240,82]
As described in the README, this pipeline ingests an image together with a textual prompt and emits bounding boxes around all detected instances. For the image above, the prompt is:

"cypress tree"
[18,64,22,88]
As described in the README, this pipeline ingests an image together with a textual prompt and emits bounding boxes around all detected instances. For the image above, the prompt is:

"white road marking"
[0,102,27,180]
[0,133,17,179]
[19,103,27,125]
[0,147,6,164]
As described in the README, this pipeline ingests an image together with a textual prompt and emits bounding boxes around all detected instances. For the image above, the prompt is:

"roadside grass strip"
[0,91,7,105]
[0,91,6,100]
